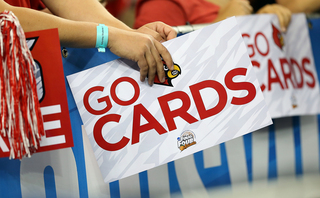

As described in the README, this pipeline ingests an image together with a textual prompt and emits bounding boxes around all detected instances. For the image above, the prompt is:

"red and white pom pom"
[0,11,45,159]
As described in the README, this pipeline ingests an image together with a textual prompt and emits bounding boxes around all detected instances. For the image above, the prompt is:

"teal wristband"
[96,24,108,52]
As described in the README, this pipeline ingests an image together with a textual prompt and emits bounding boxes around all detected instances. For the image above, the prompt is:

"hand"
[257,4,291,32]
[136,21,177,42]
[277,0,320,14]
[214,0,253,22]
[107,27,174,86]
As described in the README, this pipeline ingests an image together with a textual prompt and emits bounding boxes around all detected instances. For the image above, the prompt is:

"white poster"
[237,14,320,118]
[67,17,272,183]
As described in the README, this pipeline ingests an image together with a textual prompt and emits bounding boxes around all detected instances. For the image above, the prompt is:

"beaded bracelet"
[96,24,108,52]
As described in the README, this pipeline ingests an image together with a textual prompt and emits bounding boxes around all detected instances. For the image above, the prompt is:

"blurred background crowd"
[103,0,320,29]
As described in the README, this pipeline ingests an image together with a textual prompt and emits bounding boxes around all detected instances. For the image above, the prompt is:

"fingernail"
[162,77,165,82]
[281,27,286,32]
[171,64,174,70]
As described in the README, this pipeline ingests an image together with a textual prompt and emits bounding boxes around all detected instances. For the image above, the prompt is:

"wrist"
[96,24,108,52]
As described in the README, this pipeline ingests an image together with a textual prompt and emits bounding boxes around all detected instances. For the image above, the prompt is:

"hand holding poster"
[237,14,320,118]
[67,17,272,183]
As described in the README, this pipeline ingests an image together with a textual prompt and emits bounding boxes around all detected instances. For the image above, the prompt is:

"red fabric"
[106,0,131,18]
[5,0,45,10]
[134,0,220,28]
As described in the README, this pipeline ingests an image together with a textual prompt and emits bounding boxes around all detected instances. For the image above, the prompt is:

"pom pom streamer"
[0,11,44,159]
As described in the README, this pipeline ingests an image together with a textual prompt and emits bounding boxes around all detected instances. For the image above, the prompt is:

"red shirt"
[106,0,131,18]
[5,0,45,10]
[134,0,220,28]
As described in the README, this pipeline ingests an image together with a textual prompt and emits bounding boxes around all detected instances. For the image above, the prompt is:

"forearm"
[2,3,98,48]
[42,0,132,31]
[277,0,320,13]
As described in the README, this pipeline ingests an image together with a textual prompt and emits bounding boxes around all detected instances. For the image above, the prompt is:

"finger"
[165,28,177,40]
[276,5,291,31]
[256,5,270,14]
[282,8,292,29]
[242,1,253,14]
[154,41,174,70]
[274,9,287,32]
[150,44,166,83]
[137,56,149,82]
[155,30,168,42]
[281,14,290,32]
[150,30,165,42]
[157,22,177,40]
[140,26,164,42]
[144,49,157,85]
[235,1,251,15]
[147,22,175,42]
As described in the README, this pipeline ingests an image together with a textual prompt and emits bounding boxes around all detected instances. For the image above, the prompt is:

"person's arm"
[0,1,173,85]
[276,0,320,13]
[256,4,291,32]
[42,0,132,31]
[42,0,176,42]
[0,1,97,48]
[213,0,253,23]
